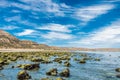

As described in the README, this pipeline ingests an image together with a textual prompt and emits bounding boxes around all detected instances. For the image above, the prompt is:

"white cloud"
[41,32,73,40]
[75,4,115,24]
[91,20,120,44]
[17,0,70,16]
[11,10,21,13]
[61,3,70,8]
[0,0,9,7]
[16,29,35,36]
[38,24,72,33]
[70,19,120,48]
[4,16,20,22]
[102,0,120,3]
[0,0,70,16]
[0,26,19,30]
[4,16,37,27]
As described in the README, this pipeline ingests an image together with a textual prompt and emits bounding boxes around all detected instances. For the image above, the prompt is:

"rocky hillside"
[0,30,49,49]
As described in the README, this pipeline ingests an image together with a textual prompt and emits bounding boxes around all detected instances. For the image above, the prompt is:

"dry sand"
[0,49,44,52]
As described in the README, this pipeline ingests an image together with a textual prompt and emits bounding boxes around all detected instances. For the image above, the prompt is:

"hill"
[0,30,49,49]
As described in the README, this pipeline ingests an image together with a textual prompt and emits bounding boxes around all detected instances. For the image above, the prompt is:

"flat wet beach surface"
[0,51,120,80]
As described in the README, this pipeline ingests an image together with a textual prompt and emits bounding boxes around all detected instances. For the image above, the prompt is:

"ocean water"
[0,52,120,80]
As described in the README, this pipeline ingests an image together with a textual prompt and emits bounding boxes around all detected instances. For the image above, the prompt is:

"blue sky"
[0,0,120,48]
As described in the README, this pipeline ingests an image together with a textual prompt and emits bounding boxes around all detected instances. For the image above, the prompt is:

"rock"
[41,60,52,64]
[74,58,79,61]
[80,54,87,57]
[0,59,5,65]
[0,64,3,70]
[0,59,10,65]
[116,74,120,78]
[56,77,63,80]
[4,60,10,65]
[79,59,86,64]
[59,68,70,77]
[64,61,71,67]
[11,66,14,68]
[94,58,100,61]
[58,60,62,64]
[17,70,31,80]
[53,58,62,64]
[31,58,43,62]
[10,57,17,61]
[61,56,70,60]
[115,68,120,72]
[53,58,61,62]
[0,74,4,77]
[105,73,114,78]
[24,64,39,70]
[18,64,40,70]
[46,68,58,76]
[0,66,3,70]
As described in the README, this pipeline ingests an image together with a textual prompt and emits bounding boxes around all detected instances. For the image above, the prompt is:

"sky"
[0,0,120,48]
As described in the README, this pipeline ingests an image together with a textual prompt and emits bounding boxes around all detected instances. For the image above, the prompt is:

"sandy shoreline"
[0,49,120,52]
[0,49,45,52]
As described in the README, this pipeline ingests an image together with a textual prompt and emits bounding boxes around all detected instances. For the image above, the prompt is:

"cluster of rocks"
[17,68,70,80]
[53,58,62,64]
[31,58,44,62]
[31,57,53,64]
[53,56,72,67]
[46,68,70,77]
[17,63,40,70]
[0,58,10,70]
[53,56,71,64]
[73,53,101,64]
[94,58,101,61]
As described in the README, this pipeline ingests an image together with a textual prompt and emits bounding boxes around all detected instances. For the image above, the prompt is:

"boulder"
[116,74,120,78]
[31,58,43,62]
[46,68,58,76]
[94,58,100,61]
[74,58,79,61]
[0,59,5,65]
[115,68,120,72]
[80,54,87,57]
[64,61,71,67]
[17,70,31,80]
[79,59,86,64]
[18,64,40,70]
[59,68,70,77]
[0,66,3,70]
[41,60,52,64]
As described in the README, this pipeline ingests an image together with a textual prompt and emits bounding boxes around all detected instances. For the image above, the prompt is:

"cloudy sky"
[0,0,120,48]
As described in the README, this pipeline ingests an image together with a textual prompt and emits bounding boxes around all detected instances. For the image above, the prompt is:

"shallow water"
[0,52,120,80]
